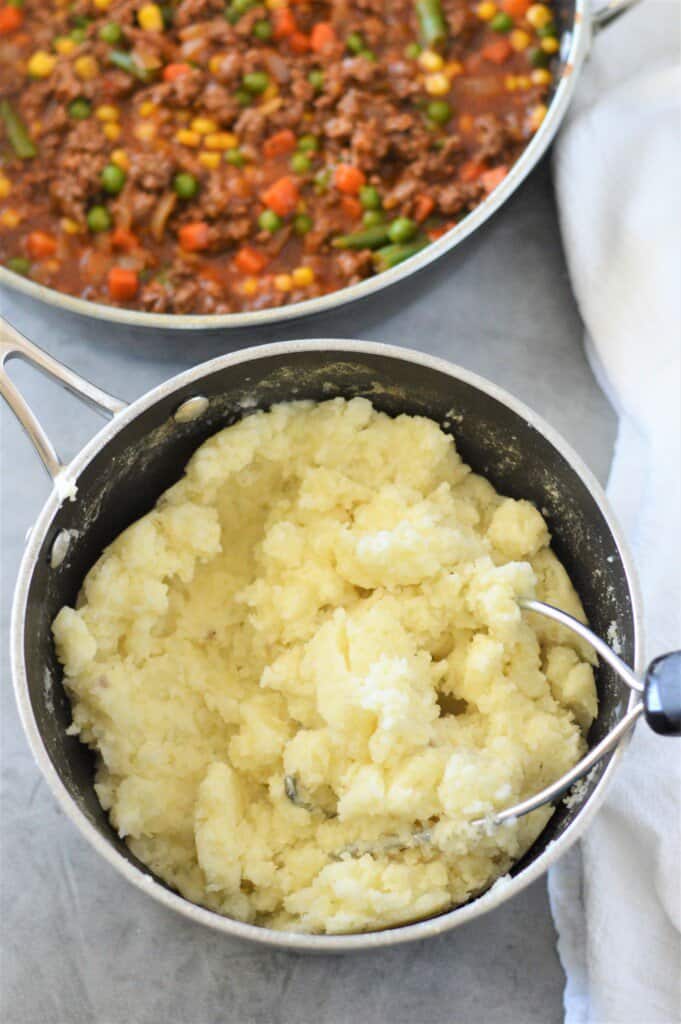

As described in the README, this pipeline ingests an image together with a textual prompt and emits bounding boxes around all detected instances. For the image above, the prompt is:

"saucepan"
[3,316,677,952]
[0,0,638,331]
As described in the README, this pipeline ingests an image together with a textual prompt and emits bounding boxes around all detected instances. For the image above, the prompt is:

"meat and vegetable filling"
[0,0,560,314]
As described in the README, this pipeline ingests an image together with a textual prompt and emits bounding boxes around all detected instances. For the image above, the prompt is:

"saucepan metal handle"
[0,316,126,481]
[590,0,640,30]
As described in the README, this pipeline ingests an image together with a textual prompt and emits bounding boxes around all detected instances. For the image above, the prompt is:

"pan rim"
[0,0,589,332]
[10,337,643,952]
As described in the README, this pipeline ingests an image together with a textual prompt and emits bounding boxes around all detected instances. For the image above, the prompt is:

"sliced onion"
[150,191,177,241]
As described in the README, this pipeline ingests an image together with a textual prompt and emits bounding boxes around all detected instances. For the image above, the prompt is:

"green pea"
[359,49,376,60]
[6,256,30,276]
[228,0,254,15]
[253,18,272,39]
[297,133,318,153]
[313,169,330,194]
[258,209,282,232]
[388,217,417,243]
[290,152,311,174]
[359,185,381,210]
[235,88,252,106]
[68,98,91,120]
[87,205,111,233]
[173,172,199,198]
[404,42,421,59]
[69,26,87,43]
[307,69,324,92]
[294,213,313,235]
[427,99,451,125]
[243,70,269,94]
[71,14,90,27]
[529,46,550,67]
[363,209,384,226]
[346,31,364,54]
[537,23,557,37]
[490,11,513,32]
[98,21,122,43]
[101,163,126,194]
[225,148,245,166]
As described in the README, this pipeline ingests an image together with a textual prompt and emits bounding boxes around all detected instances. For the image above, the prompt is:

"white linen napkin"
[549,2,681,1022]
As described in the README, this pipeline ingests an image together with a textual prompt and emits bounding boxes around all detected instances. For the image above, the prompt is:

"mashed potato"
[52,398,597,933]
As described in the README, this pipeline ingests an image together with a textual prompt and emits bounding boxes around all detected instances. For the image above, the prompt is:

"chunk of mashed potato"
[52,398,597,934]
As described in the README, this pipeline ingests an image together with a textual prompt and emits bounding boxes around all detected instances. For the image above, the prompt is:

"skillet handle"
[590,0,640,30]
[0,316,126,480]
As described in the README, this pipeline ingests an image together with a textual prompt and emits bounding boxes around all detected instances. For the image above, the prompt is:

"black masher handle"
[644,651,681,736]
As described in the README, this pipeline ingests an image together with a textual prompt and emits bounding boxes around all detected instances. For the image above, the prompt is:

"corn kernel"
[209,56,223,75]
[60,217,81,234]
[541,35,560,53]
[296,199,308,214]
[510,29,531,50]
[266,0,286,9]
[176,129,201,147]
[103,122,121,140]
[475,1,497,20]
[531,68,552,85]
[424,72,450,96]
[138,3,164,31]
[262,82,279,101]
[0,209,22,228]
[135,122,156,142]
[191,117,219,135]
[418,49,444,72]
[504,75,517,91]
[54,37,77,56]
[529,103,548,130]
[198,151,221,169]
[110,149,129,170]
[241,276,259,296]
[292,266,314,287]
[274,273,293,292]
[517,75,532,89]
[0,174,11,198]
[96,104,119,122]
[445,60,464,77]
[526,3,552,28]
[94,0,112,8]
[74,55,99,81]
[27,51,56,79]
[204,131,238,150]
[138,101,156,118]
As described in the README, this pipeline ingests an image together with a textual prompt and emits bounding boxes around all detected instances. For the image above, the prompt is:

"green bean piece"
[294,213,313,235]
[388,217,417,243]
[363,209,384,227]
[68,98,92,120]
[173,172,199,198]
[108,49,154,82]
[307,69,324,92]
[242,71,269,94]
[290,152,311,174]
[415,0,447,48]
[99,22,123,44]
[490,12,513,32]
[0,100,37,159]
[101,163,126,194]
[6,256,31,276]
[359,184,381,210]
[225,147,246,165]
[87,205,112,233]
[253,19,272,39]
[332,224,392,250]
[373,238,428,271]
[258,209,282,233]
[346,32,364,54]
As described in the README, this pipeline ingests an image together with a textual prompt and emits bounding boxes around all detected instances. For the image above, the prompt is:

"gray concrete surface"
[0,158,616,1024]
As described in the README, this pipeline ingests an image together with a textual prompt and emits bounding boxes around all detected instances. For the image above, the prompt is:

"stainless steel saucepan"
[3,316,678,953]
[0,0,638,331]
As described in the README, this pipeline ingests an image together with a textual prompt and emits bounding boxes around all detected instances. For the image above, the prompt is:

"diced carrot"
[263,129,297,160]
[163,63,193,82]
[107,267,139,301]
[459,160,487,182]
[261,176,299,217]
[341,195,362,219]
[334,164,366,195]
[273,7,297,38]
[427,225,448,241]
[0,5,23,34]
[413,194,435,223]
[458,113,474,134]
[178,221,211,252]
[501,0,530,16]
[25,231,57,260]
[111,227,139,251]
[235,246,267,274]
[480,165,508,192]
[481,38,512,64]
[309,21,336,53]
[289,30,310,53]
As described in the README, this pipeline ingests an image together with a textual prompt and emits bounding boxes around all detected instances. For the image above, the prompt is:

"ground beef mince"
[0,0,560,315]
